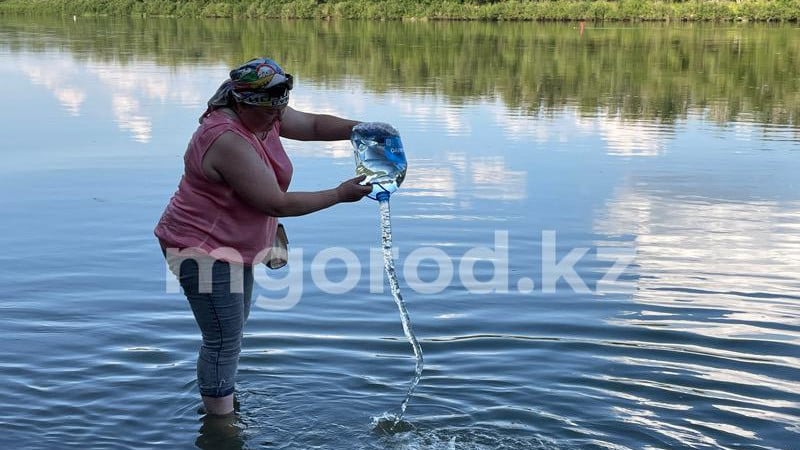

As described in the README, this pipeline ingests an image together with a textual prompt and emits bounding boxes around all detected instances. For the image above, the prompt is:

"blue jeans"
[173,256,254,398]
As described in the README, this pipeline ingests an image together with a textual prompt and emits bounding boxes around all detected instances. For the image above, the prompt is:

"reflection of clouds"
[594,185,799,443]
[18,58,86,116]
[730,116,800,144]
[446,152,468,175]
[471,156,526,201]
[595,183,800,341]
[402,164,455,198]
[577,115,672,156]
[714,405,800,434]
[11,52,221,143]
[733,120,756,142]
[684,419,757,440]
[283,140,352,159]
[290,88,348,118]
[54,88,85,116]
[612,406,728,447]
[112,95,151,143]
[493,104,550,143]
[611,357,800,400]
[89,61,214,143]
[594,188,653,236]
[87,61,209,106]
[400,152,525,202]
[296,82,471,138]
[411,102,470,137]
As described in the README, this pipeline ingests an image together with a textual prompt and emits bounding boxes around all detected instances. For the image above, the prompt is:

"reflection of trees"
[2,16,798,125]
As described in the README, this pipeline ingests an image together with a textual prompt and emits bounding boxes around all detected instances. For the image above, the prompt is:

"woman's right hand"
[336,175,373,203]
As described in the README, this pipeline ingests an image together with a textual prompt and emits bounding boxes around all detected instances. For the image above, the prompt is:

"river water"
[0,16,798,450]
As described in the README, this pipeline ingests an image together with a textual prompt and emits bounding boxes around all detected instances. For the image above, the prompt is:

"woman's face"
[235,103,286,133]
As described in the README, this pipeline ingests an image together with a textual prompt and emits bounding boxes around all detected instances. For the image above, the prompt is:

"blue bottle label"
[384,136,406,165]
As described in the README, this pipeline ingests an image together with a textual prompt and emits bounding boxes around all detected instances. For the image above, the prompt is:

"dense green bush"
[0,0,800,21]
[1,0,798,21]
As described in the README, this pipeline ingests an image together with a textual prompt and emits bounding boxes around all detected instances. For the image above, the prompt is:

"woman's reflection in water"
[195,411,245,450]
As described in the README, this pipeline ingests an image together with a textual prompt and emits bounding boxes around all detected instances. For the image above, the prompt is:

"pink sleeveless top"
[154,109,293,265]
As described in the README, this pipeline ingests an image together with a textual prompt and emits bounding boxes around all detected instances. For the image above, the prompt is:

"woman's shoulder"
[195,109,246,140]
[201,107,236,125]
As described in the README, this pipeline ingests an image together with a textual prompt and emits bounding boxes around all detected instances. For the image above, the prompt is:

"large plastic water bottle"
[351,122,407,201]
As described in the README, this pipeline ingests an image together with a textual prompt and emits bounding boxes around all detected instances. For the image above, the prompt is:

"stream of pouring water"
[378,197,424,427]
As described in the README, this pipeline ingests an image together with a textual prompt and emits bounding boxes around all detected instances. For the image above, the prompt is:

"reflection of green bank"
[2,0,800,22]
[2,15,798,126]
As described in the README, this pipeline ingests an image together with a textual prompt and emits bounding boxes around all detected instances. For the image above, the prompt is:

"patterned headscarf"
[203,57,293,120]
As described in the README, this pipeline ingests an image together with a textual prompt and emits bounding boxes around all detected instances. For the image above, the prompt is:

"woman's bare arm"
[203,131,370,217]
[279,106,360,141]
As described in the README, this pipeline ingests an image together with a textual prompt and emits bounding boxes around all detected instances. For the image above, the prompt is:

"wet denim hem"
[200,386,236,398]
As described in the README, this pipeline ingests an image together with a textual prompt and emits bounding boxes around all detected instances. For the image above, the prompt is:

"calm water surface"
[1,17,799,450]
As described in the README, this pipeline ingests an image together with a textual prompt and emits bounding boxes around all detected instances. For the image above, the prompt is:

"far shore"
[1,0,798,22]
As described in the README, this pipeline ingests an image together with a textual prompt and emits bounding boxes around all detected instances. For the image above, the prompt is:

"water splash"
[378,196,424,429]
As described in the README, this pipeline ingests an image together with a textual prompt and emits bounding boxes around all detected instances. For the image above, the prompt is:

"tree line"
[1,0,799,22]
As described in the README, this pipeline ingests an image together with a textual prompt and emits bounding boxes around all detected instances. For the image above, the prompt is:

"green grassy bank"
[0,0,798,22]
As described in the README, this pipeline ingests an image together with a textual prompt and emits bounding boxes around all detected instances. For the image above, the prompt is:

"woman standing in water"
[155,57,372,416]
